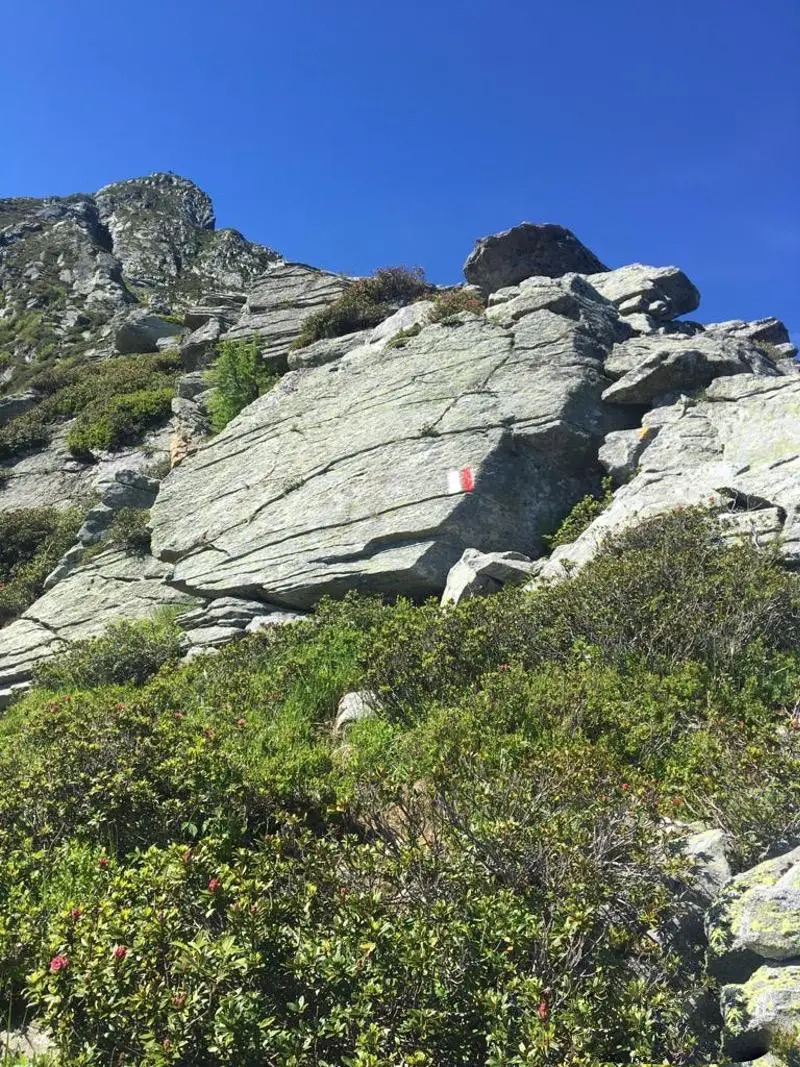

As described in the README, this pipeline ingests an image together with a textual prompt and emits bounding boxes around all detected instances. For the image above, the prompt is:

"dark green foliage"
[206,339,277,432]
[428,287,486,323]
[0,506,83,625]
[2,510,799,1063]
[384,322,423,349]
[104,506,152,555]
[292,266,429,349]
[0,352,180,460]
[65,386,174,455]
[31,612,184,692]
[544,474,614,549]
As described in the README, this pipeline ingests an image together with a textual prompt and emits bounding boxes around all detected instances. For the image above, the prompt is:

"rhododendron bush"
[1,510,799,1065]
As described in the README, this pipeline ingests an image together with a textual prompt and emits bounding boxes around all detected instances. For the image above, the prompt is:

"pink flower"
[70,908,82,922]
[98,856,109,869]
[174,711,185,721]
[112,945,128,961]
[208,878,222,894]
[621,783,630,791]
[49,954,69,973]
[236,717,247,728]
[537,999,549,1022]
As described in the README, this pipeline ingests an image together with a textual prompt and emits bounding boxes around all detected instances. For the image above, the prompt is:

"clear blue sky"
[3,0,798,336]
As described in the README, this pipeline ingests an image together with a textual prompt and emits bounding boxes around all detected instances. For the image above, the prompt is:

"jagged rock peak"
[94,172,216,232]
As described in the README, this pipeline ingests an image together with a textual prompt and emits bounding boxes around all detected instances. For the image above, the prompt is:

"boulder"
[369,301,434,344]
[115,311,185,354]
[334,691,380,733]
[287,329,373,370]
[441,548,536,605]
[150,275,635,608]
[179,317,227,370]
[704,317,792,348]
[184,294,246,330]
[683,827,732,905]
[721,964,800,1062]
[707,846,800,984]
[464,222,607,294]
[533,374,800,582]
[586,264,700,322]
[177,371,210,400]
[0,548,193,693]
[602,334,778,406]
[598,427,650,485]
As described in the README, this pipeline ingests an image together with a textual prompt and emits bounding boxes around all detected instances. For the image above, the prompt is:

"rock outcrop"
[535,372,800,583]
[1,172,797,721]
[149,275,634,608]
[464,222,608,293]
[0,548,193,703]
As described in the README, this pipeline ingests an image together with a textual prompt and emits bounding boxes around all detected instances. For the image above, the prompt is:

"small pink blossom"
[112,945,128,961]
[49,954,69,973]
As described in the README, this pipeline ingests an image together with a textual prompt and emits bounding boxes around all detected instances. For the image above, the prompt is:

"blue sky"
[3,0,798,336]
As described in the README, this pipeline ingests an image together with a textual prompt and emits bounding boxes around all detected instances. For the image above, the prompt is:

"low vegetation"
[0,352,180,461]
[428,287,487,323]
[0,506,83,625]
[292,266,430,350]
[0,510,797,1063]
[206,339,277,433]
[544,475,615,550]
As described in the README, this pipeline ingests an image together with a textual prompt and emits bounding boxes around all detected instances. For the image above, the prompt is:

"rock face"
[464,222,608,294]
[149,275,634,608]
[602,333,777,405]
[534,372,800,582]
[0,548,194,695]
[225,262,350,371]
[0,173,279,380]
[586,263,700,322]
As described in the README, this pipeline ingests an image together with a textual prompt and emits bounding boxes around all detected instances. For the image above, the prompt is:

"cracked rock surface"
[150,279,635,608]
[0,548,194,693]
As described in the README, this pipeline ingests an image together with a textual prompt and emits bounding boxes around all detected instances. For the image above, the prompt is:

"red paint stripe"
[460,466,475,492]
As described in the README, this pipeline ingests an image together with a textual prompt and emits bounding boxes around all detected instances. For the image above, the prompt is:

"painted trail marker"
[446,466,475,494]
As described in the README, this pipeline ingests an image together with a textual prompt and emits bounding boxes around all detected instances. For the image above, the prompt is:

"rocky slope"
[0,173,797,695]
[1,172,800,1063]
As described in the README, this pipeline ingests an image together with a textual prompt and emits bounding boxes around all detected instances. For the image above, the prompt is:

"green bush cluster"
[428,287,487,324]
[0,352,180,461]
[206,339,277,433]
[292,267,429,350]
[1,510,799,1063]
[543,475,615,549]
[32,612,184,692]
[0,506,83,625]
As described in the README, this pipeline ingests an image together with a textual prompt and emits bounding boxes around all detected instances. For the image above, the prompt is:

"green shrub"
[32,612,184,691]
[2,510,799,1062]
[0,506,83,625]
[428,287,486,323]
[543,474,614,549]
[66,387,174,455]
[384,322,423,349]
[292,266,429,350]
[0,352,180,461]
[206,339,277,433]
